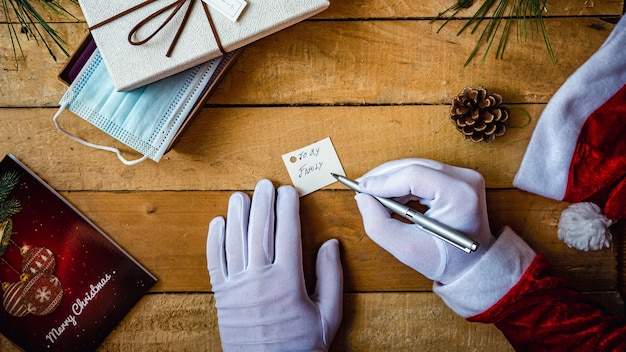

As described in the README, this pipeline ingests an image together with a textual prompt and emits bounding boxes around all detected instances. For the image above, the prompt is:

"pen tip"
[330,173,338,179]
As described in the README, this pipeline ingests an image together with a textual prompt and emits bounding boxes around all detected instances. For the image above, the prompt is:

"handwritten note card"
[282,137,346,196]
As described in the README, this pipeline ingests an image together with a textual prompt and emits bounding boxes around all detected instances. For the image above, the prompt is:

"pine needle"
[0,171,21,222]
[432,0,555,66]
[2,0,78,70]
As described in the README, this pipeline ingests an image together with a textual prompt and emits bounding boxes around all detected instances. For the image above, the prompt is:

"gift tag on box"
[203,0,247,22]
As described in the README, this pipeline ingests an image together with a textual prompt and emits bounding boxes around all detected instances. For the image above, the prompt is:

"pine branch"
[0,171,21,222]
[2,0,78,69]
[0,171,19,201]
[433,0,555,66]
[0,198,21,222]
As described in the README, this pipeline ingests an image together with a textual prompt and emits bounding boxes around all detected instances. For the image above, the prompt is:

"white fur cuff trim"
[433,226,536,318]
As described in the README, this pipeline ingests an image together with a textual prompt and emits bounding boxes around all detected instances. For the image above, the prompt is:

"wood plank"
[324,0,624,19]
[0,23,89,107]
[618,221,626,299]
[2,104,539,190]
[210,17,615,105]
[97,292,622,352]
[1,290,622,351]
[48,189,616,293]
[0,292,515,351]
[1,0,621,23]
[0,17,615,107]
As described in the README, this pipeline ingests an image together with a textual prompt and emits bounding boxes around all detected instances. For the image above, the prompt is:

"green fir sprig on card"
[433,0,555,66]
[2,0,78,70]
[0,171,20,256]
[0,171,21,223]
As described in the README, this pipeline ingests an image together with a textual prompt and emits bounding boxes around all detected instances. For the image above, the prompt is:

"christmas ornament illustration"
[2,247,64,317]
[22,247,56,276]
[22,272,63,316]
[0,171,63,317]
[2,281,29,317]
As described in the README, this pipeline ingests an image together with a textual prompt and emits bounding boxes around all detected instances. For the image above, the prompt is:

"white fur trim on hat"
[558,202,613,251]
[513,16,626,200]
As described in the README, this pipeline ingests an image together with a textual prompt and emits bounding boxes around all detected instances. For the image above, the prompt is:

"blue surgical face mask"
[53,47,222,165]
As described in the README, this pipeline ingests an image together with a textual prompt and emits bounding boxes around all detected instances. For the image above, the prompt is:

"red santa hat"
[513,16,626,251]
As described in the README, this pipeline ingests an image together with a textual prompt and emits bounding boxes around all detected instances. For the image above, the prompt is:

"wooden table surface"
[1,1,625,350]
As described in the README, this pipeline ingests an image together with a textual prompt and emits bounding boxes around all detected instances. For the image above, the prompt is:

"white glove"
[354,158,495,284]
[207,179,343,351]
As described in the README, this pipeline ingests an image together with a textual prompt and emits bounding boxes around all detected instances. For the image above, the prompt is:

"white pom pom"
[558,202,613,251]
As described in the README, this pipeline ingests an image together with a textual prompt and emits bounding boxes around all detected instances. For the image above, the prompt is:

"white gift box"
[79,0,329,91]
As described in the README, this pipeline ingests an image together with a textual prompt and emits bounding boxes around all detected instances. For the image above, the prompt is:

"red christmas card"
[0,155,157,351]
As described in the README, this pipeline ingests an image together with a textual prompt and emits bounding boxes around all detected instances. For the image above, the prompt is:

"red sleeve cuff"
[469,254,626,351]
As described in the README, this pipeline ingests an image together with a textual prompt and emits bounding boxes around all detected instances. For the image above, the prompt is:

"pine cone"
[450,87,510,142]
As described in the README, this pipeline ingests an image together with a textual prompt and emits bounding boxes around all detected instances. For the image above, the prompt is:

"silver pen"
[331,173,478,253]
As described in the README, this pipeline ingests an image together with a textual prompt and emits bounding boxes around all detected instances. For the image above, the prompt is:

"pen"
[331,173,479,253]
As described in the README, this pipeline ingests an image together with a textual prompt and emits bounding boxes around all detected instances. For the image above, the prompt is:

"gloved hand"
[354,158,495,285]
[207,179,343,351]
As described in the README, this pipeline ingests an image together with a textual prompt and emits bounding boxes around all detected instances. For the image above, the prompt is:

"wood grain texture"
[56,189,616,293]
[0,292,514,351]
[1,0,621,22]
[323,0,624,18]
[0,18,617,107]
[2,105,539,190]
[1,290,623,351]
[212,18,614,106]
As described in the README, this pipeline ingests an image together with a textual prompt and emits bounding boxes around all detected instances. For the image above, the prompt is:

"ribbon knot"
[89,0,225,57]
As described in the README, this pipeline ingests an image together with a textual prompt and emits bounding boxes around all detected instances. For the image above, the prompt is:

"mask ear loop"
[53,102,149,166]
